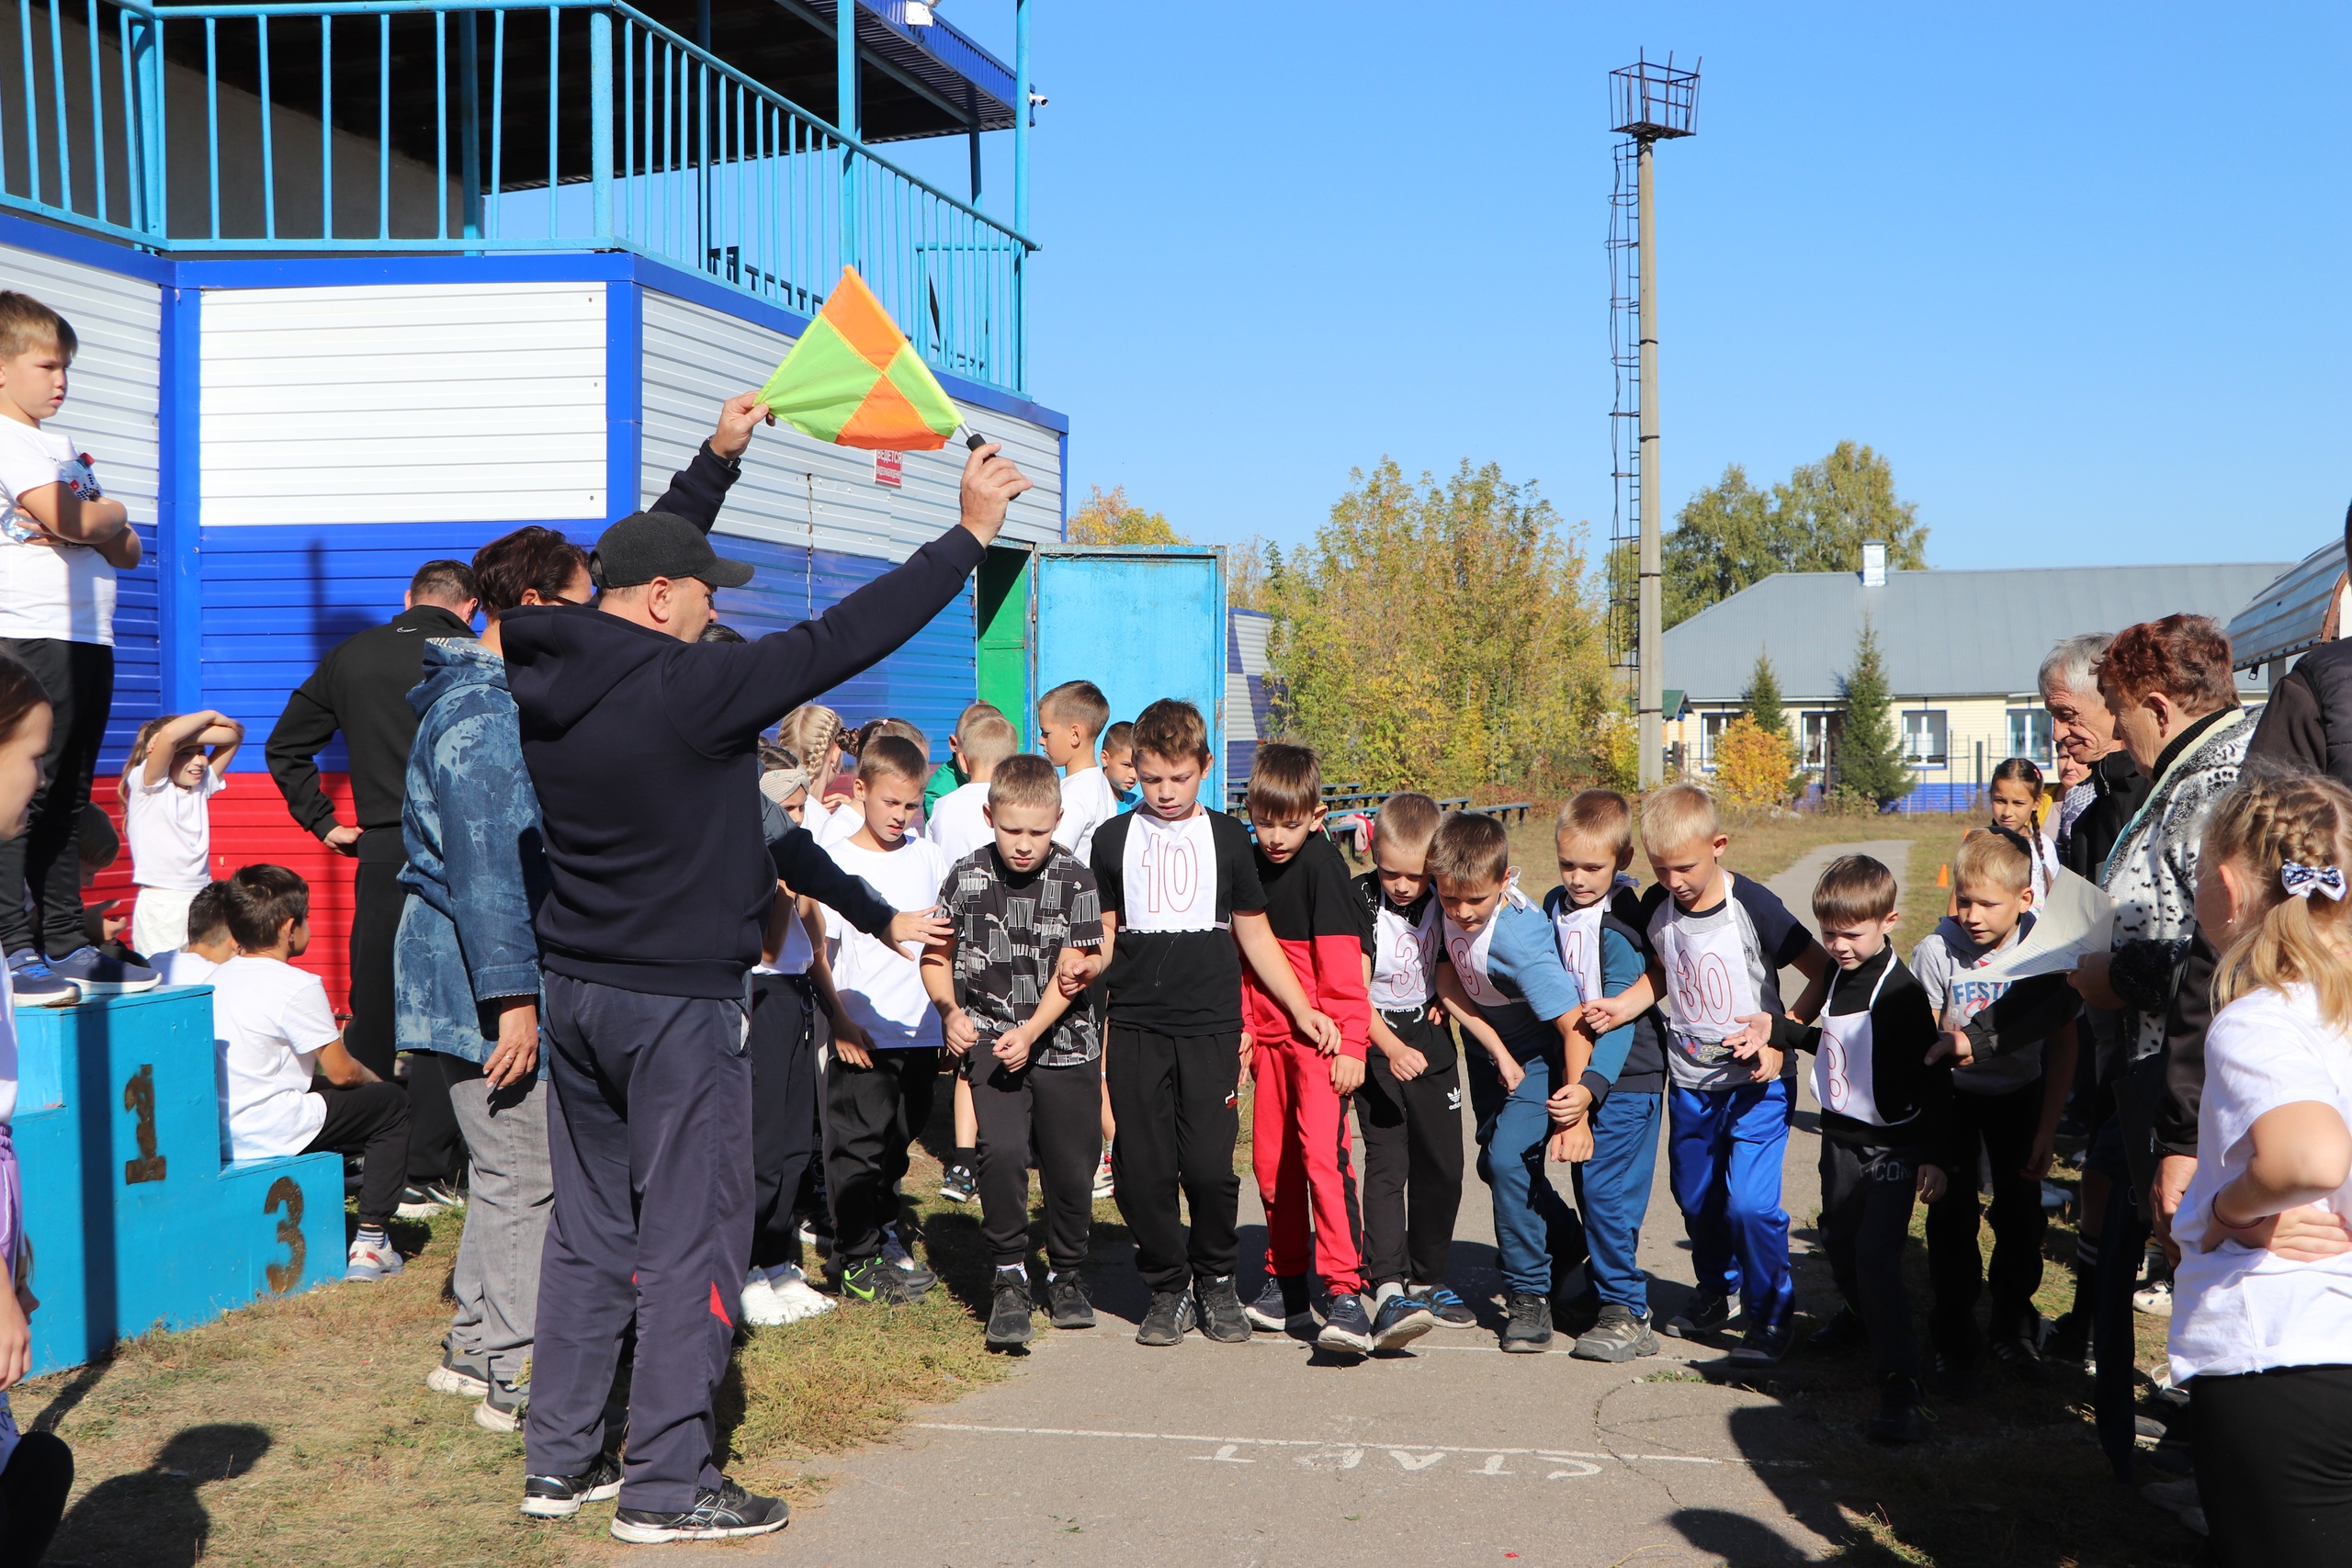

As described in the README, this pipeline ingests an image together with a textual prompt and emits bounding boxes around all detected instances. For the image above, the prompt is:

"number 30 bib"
[1654,912,1759,1066]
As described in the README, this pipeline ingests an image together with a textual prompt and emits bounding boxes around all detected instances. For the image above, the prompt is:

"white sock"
[1374,1280,1404,1303]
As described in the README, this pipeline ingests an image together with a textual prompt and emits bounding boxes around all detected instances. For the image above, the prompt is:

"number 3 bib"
[1814,960,1894,1124]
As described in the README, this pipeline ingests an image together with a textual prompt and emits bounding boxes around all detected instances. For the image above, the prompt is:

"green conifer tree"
[1741,651,1791,741]
[1834,619,1914,808]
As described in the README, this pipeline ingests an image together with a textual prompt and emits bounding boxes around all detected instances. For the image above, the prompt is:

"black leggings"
[304,1080,411,1229]
[0,1429,74,1568]
[2191,1361,2352,1563]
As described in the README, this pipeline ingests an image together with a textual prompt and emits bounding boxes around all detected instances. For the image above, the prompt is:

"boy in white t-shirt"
[153,879,236,988]
[1038,680,1118,863]
[820,736,952,1306]
[0,292,150,1009]
[211,864,412,1281]
[119,709,243,961]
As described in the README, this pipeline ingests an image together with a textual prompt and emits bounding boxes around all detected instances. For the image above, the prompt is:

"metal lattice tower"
[1608,51,1698,787]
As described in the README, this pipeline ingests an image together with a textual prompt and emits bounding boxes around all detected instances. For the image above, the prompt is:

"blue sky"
[911,4,2352,571]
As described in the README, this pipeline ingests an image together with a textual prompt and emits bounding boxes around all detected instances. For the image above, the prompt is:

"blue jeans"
[1577,1089,1662,1313]
[1668,1080,1794,1332]
[1467,1039,1583,1298]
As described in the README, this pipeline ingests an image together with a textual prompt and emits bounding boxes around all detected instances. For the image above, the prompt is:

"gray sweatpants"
[444,1056,552,1386]
[526,974,752,1513]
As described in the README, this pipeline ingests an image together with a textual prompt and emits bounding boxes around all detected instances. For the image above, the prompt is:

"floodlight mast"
[1609,52,1698,789]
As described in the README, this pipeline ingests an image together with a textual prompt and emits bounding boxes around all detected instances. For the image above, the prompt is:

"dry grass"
[17,1137,1012,1568]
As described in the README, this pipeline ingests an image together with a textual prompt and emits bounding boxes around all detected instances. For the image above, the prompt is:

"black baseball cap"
[587,511,754,591]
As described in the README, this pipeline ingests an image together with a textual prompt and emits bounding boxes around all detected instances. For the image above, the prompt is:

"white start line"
[909,1423,1806,1482]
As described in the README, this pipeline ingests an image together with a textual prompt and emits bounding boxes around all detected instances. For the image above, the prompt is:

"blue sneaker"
[1369,1292,1437,1350]
[1316,1292,1376,1353]
[1421,1285,1478,1328]
[47,944,157,995]
[6,948,79,1008]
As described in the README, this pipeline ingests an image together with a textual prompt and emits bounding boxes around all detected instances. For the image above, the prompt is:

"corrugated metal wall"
[640,288,1062,562]
[200,282,609,525]
[0,237,164,770]
[711,532,978,752]
[1227,607,1272,784]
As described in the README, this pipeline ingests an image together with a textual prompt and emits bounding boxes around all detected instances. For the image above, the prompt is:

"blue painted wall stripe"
[157,285,202,714]
[605,280,643,525]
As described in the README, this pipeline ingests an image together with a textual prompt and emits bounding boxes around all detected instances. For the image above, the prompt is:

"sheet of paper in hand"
[1967,865,2117,987]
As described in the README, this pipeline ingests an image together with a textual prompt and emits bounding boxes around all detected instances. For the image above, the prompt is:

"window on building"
[1902,709,1948,767]
[1800,711,1838,771]
[1699,711,1735,771]
[2007,707,2054,769]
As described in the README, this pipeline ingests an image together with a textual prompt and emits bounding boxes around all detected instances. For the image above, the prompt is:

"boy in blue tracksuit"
[1592,783,1830,1369]
[1428,810,1589,1354]
[1542,789,1668,1362]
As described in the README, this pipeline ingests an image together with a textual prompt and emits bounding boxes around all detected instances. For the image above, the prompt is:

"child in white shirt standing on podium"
[120,709,243,961]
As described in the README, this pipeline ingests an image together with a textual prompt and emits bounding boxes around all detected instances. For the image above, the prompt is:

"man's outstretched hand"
[711,391,775,461]
[958,443,1031,546]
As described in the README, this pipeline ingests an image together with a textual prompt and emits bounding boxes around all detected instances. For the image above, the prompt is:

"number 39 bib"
[1120,808,1222,933]
[1654,911,1759,1066]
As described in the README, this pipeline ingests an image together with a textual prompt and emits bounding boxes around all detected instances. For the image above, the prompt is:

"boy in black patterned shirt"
[922,752,1108,1349]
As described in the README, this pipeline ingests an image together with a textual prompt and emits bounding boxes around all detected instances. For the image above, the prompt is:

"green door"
[976,546,1034,745]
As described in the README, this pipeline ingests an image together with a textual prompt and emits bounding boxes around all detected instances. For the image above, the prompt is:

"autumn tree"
[1713,716,1797,808]
[1068,484,1184,547]
[1263,458,1614,793]
[1664,442,1927,626]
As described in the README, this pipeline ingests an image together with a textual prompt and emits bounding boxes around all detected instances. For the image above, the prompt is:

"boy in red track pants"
[1238,742,1397,1354]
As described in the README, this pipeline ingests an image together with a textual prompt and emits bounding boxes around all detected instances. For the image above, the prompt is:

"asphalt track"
[751,840,1919,1566]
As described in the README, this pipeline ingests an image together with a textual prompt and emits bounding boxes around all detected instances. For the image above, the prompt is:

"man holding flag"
[504,272,1029,1543]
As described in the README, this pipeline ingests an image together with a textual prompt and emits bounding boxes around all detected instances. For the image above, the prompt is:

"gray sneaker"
[427,1346,491,1398]
[1193,1275,1252,1343]
[47,944,157,995]
[1136,1288,1196,1347]
[1571,1302,1660,1362]
[475,1378,527,1433]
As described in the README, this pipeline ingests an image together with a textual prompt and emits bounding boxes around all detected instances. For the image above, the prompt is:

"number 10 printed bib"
[1120,809,1221,933]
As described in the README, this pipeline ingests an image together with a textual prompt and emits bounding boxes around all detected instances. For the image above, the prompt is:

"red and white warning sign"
[873,450,904,489]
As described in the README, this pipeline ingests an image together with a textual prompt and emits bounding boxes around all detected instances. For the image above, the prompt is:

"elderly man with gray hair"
[2041,633,2151,879]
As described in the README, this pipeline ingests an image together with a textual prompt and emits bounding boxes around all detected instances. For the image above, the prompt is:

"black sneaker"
[1136,1288,1196,1347]
[1193,1275,1252,1343]
[1317,1292,1376,1353]
[520,1451,624,1517]
[1571,1302,1660,1362]
[1368,1292,1436,1351]
[1419,1285,1478,1327]
[1665,1290,1739,1339]
[1806,1307,1867,1353]
[2042,1311,2090,1370]
[986,1272,1035,1349]
[842,1254,913,1306]
[610,1478,790,1543]
[1501,1291,1554,1353]
[1869,1374,1929,1444]
[1929,1349,1978,1400]
[1046,1271,1096,1329]
[1727,1324,1792,1367]
[396,1182,458,1220]
[1988,1333,2047,1382]
[1245,1274,1311,1333]
[939,1163,978,1204]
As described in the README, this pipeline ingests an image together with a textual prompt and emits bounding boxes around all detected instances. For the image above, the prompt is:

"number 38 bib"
[1813,960,1894,1124]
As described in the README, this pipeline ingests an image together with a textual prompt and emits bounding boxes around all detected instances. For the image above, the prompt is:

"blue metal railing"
[0,0,1033,389]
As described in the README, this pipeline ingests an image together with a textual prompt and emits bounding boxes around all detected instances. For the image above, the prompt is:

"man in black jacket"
[503,420,1028,1542]
[268,558,481,1201]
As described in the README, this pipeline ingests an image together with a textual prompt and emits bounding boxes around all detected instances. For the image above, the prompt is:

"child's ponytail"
[2205,772,2352,1032]
[119,714,175,806]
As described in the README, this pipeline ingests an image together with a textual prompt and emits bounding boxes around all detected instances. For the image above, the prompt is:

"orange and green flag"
[758,267,961,451]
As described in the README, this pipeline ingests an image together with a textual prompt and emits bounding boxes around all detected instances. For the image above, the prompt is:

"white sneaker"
[1092,1148,1115,1201]
[2132,1279,2175,1317]
[764,1264,836,1324]
[741,1269,788,1327]
[346,1235,405,1282]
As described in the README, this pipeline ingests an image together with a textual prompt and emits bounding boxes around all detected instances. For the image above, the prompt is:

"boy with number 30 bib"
[1595,784,1829,1368]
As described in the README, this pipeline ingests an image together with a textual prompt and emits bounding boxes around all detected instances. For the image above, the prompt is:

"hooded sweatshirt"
[502,526,985,998]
